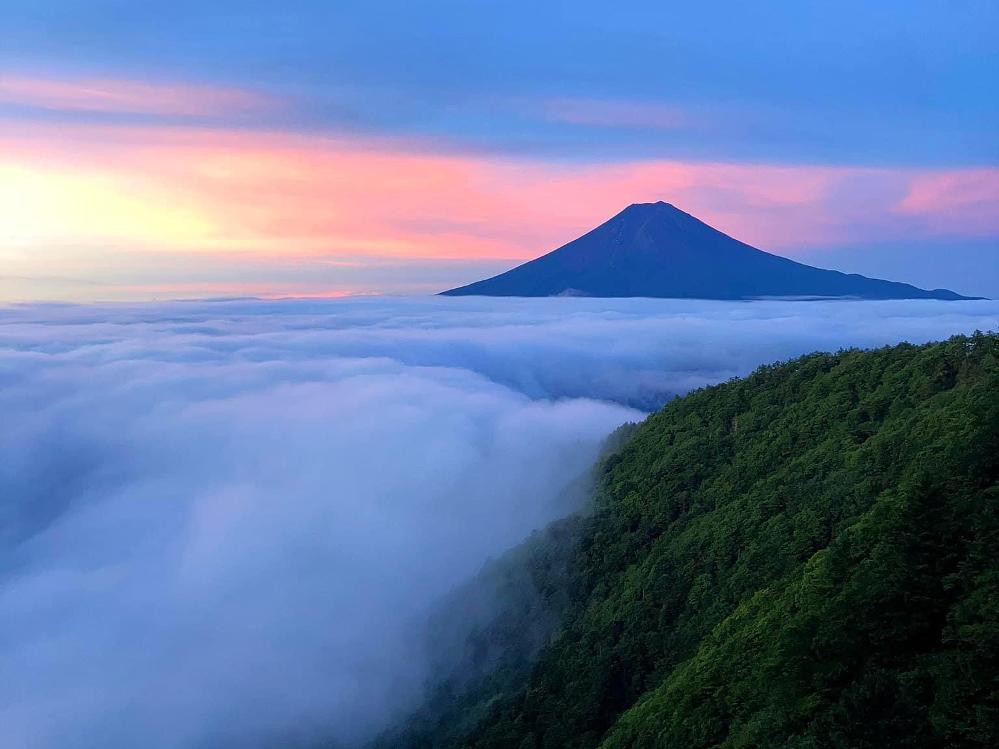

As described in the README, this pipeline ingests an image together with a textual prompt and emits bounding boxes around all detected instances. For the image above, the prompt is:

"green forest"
[377,333,999,749]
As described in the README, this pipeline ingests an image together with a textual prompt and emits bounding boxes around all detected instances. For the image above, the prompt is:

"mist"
[1,296,997,748]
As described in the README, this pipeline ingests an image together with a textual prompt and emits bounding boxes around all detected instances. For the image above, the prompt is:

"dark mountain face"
[441,202,975,300]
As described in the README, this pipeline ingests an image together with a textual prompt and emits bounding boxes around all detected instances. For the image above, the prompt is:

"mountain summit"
[441,202,973,300]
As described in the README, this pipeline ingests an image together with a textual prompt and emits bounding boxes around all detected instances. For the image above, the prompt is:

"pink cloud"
[0,75,275,117]
[896,168,999,235]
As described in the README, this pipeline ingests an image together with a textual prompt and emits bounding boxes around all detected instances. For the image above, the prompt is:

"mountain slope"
[380,333,999,748]
[441,203,974,300]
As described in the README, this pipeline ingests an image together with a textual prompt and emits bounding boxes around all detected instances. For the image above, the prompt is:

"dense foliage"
[380,333,999,748]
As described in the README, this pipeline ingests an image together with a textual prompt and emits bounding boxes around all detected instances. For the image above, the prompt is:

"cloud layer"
[1,296,998,748]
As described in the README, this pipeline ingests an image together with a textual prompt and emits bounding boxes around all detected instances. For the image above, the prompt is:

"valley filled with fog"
[2,296,997,748]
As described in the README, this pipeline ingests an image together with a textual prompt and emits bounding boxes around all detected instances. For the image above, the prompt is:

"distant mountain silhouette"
[441,202,975,300]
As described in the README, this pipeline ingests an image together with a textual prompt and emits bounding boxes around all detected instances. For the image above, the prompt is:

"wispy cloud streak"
[0,75,276,117]
[544,97,690,129]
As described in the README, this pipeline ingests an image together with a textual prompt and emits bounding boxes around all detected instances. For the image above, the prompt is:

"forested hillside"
[379,333,999,749]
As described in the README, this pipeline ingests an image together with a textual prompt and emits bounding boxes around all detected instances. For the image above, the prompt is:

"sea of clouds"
[2,296,997,748]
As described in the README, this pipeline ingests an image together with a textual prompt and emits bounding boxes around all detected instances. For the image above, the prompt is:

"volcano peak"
[441,203,974,300]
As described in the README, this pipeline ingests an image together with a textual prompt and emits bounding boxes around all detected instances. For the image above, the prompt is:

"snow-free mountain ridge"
[441,202,974,300]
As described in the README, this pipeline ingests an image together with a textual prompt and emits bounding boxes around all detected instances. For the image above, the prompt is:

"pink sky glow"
[3,123,995,261]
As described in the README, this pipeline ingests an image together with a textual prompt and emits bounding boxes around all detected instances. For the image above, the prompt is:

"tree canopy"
[378,333,999,749]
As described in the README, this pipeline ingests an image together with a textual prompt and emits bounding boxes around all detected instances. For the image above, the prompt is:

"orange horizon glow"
[2,75,998,303]
[4,121,997,263]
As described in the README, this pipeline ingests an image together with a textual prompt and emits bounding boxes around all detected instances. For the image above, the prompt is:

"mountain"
[441,202,975,300]
[378,333,999,749]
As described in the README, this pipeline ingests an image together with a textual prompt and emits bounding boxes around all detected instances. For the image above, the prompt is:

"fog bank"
[1,296,996,748]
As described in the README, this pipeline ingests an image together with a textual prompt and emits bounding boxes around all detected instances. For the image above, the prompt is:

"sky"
[3,295,997,748]
[1,1,997,300]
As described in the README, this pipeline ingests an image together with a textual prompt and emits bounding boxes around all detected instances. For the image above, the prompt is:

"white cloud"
[0,296,996,748]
